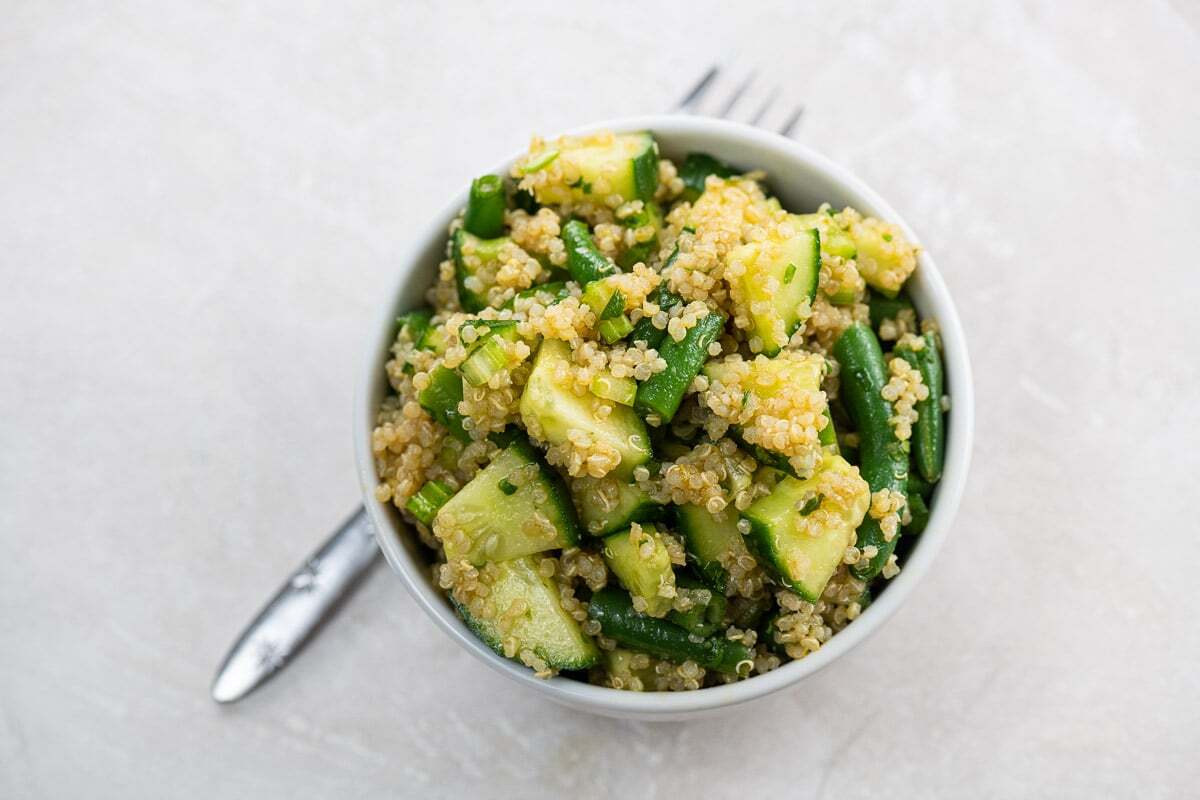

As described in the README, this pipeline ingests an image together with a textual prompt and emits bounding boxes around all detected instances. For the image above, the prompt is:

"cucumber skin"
[507,439,583,549]
[833,323,908,580]
[418,366,470,443]
[587,588,752,674]
[451,229,491,313]
[894,332,945,483]
[630,142,660,202]
[634,312,725,423]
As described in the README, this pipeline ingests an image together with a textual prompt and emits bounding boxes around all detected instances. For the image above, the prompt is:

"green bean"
[588,587,752,674]
[630,284,682,350]
[561,219,618,285]
[634,312,724,423]
[832,323,908,580]
[894,332,945,483]
[463,174,506,239]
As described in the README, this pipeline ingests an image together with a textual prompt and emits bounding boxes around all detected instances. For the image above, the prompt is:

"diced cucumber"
[703,352,827,466]
[417,324,453,354]
[434,439,580,564]
[529,132,658,205]
[571,475,663,537]
[793,212,857,259]
[729,224,819,355]
[602,523,676,618]
[846,217,917,297]
[616,201,663,269]
[452,556,598,670]
[589,372,637,406]
[452,229,509,312]
[405,480,455,526]
[519,339,652,480]
[741,453,870,601]
[603,648,658,690]
[675,504,751,593]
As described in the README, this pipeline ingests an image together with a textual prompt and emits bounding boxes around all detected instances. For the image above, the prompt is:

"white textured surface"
[2,2,1197,797]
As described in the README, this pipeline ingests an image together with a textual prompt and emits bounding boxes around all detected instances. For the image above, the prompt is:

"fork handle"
[210,507,380,703]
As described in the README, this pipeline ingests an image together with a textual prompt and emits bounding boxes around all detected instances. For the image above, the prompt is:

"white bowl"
[354,115,974,721]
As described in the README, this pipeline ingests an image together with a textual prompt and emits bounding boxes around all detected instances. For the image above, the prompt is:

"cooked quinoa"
[373,130,947,690]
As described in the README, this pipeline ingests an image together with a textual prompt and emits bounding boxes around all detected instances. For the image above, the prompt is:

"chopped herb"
[798,494,824,516]
[882,232,892,242]
[741,389,751,407]
[600,289,625,320]
[520,149,559,174]
[783,263,797,284]
[498,478,518,496]
[682,225,696,234]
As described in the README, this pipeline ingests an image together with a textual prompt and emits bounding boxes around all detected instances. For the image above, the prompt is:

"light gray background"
[3,1,1197,797]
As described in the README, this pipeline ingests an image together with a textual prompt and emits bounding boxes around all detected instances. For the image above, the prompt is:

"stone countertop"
[2,2,1196,797]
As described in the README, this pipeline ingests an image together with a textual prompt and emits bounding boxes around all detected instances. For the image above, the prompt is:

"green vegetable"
[504,281,570,310]
[434,438,579,564]
[527,132,657,205]
[675,504,750,593]
[635,312,725,423]
[404,480,455,526]
[452,556,598,670]
[395,308,433,345]
[519,339,652,480]
[894,331,945,483]
[728,225,819,355]
[629,285,682,350]
[741,453,871,601]
[451,229,508,312]
[832,323,909,580]
[679,152,735,202]
[867,289,915,332]
[602,524,676,617]
[589,372,637,406]
[571,475,664,537]
[616,201,663,269]
[587,588,753,674]
[562,219,618,285]
[459,324,520,387]
[906,491,930,534]
[417,366,469,443]
[463,174,506,239]
[666,573,726,637]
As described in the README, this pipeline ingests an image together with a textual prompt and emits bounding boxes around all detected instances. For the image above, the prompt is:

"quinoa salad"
[372,130,948,691]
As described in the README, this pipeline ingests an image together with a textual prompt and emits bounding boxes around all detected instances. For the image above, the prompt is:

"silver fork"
[210,65,803,704]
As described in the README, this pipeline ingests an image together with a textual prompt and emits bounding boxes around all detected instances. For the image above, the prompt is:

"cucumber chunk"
[741,453,870,601]
[452,230,510,312]
[434,439,580,564]
[571,475,664,537]
[666,573,726,636]
[602,523,676,618]
[846,216,918,297]
[528,132,658,205]
[603,648,659,690]
[729,224,819,355]
[452,556,599,670]
[675,504,751,593]
[520,339,652,480]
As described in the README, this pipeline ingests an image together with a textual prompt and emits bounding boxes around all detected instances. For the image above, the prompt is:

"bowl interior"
[355,115,973,720]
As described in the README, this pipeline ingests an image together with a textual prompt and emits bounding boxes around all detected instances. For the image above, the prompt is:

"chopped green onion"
[590,373,638,406]
[798,494,824,516]
[783,263,797,285]
[405,480,455,526]
[598,314,633,344]
[521,149,559,174]
[460,335,510,387]
[498,478,517,495]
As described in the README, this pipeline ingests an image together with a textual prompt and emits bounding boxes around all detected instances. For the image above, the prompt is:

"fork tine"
[718,71,756,118]
[748,87,780,126]
[778,105,805,137]
[677,65,720,111]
